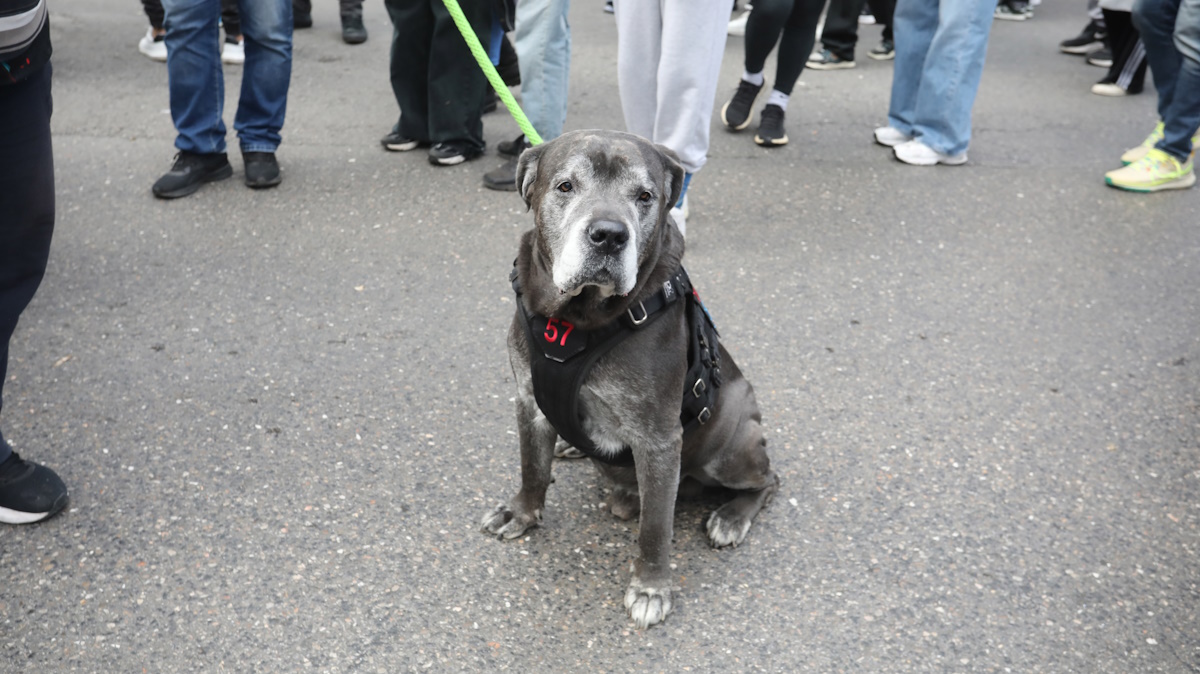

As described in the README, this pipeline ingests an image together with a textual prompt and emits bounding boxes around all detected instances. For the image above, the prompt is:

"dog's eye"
[638,191,653,203]
[557,181,573,193]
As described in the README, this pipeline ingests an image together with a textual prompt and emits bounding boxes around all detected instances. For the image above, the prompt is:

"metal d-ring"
[627,301,649,325]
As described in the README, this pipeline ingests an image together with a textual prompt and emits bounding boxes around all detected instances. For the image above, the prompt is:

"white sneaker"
[222,36,245,65]
[728,10,751,37]
[893,139,967,166]
[873,126,911,147]
[670,194,688,237]
[138,27,167,62]
[1090,82,1127,97]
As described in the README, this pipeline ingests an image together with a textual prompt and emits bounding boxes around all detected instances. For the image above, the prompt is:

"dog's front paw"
[705,504,753,548]
[554,439,586,459]
[480,503,540,539]
[624,581,673,629]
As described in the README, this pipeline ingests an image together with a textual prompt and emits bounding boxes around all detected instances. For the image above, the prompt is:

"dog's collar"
[510,262,721,466]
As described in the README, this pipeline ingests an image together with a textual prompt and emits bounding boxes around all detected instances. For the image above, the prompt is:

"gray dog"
[481,130,779,628]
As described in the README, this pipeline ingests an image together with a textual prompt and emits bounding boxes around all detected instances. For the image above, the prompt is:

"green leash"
[441,0,544,146]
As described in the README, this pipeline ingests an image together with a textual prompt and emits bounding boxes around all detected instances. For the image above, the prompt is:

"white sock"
[742,70,764,87]
[766,89,790,111]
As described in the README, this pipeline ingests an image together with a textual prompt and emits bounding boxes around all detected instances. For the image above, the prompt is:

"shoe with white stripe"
[0,452,69,525]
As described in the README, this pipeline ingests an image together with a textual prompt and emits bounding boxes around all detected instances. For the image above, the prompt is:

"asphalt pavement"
[2,1,1198,672]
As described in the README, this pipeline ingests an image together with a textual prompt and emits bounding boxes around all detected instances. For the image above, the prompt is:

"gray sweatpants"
[614,0,730,174]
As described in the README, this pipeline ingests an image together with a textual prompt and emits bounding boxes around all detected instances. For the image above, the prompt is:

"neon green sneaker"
[1121,121,1199,165]
[1105,148,1196,192]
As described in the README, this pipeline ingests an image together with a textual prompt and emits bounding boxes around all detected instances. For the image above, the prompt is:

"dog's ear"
[655,143,686,213]
[516,145,544,210]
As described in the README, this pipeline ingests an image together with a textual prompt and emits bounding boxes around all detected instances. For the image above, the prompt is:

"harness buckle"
[697,407,711,425]
[627,301,649,325]
[692,378,706,398]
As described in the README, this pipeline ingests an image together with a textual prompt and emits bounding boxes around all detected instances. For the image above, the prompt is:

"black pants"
[821,0,894,60]
[142,0,241,35]
[384,0,491,148]
[293,0,365,18]
[744,0,826,96]
[0,64,55,462]
[1100,8,1148,93]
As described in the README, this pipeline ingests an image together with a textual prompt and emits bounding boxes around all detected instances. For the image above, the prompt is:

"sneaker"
[868,39,895,60]
[859,7,876,24]
[483,155,520,191]
[341,12,368,44]
[294,12,313,28]
[893,139,967,166]
[429,141,484,166]
[152,151,233,199]
[754,104,788,147]
[0,452,69,525]
[1105,148,1195,192]
[994,1,1032,20]
[873,126,911,147]
[498,134,527,157]
[243,151,281,188]
[604,0,614,13]
[1060,20,1106,54]
[1118,122,1199,165]
[381,131,423,152]
[721,78,764,131]
[728,10,751,36]
[138,27,168,62]
[1091,82,1130,97]
[808,49,856,70]
[221,35,244,65]
[1087,48,1113,68]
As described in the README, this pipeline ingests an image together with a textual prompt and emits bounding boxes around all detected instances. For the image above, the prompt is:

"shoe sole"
[1060,42,1102,54]
[874,131,911,148]
[429,153,482,166]
[383,140,420,152]
[867,51,895,60]
[139,47,167,62]
[1091,84,1128,97]
[1087,59,1113,68]
[721,100,754,131]
[245,174,282,189]
[754,134,789,147]
[0,493,68,524]
[152,163,234,199]
[1105,171,1196,192]
[994,12,1031,20]
[893,148,968,166]
[807,61,856,70]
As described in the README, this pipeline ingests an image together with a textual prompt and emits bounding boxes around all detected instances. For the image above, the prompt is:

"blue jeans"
[514,0,571,141]
[887,0,995,156]
[1133,0,1200,161]
[163,0,293,154]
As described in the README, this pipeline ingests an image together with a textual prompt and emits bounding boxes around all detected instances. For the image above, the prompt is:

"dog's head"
[516,130,685,299]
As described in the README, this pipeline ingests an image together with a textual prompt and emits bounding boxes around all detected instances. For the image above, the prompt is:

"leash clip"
[627,301,649,325]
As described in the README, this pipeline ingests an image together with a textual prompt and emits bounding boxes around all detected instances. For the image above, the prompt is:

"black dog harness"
[511,263,722,466]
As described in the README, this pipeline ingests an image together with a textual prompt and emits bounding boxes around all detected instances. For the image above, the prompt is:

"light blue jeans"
[514,0,571,141]
[887,0,995,156]
[163,0,293,154]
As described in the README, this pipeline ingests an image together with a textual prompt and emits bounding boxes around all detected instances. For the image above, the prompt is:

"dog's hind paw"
[624,582,673,629]
[480,503,540,539]
[554,440,586,459]
[705,505,753,548]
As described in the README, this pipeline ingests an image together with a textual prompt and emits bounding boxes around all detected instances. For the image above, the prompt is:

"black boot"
[341,10,367,44]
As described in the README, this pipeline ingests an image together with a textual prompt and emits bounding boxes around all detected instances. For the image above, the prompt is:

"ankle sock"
[766,89,790,111]
[742,70,764,87]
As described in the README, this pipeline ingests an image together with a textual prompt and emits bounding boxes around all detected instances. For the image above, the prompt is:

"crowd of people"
[0,0,1197,524]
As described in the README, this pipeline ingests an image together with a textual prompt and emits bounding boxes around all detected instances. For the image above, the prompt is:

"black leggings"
[744,0,827,96]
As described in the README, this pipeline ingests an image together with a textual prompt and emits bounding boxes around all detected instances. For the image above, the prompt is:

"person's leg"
[233,0,292,153]
[772,0,829,94]
[384,0,432,141]
[0,64,55,465]
[1098,8,1136,84]
[615,0,663,142]
[650,0,730,173]
[515,0,571,141]
[886,0,939,136]
[1133,0,1183,119]
[821,0,867,60]
[426,0,490,148]
[743,0,792,74]
[293,0,312,19]
[143,0,166,30]
[1158,0,1200,159]
[163,0,226,154]
[868,0,895,41]
[907,0,995,156]
[221,0,240,37]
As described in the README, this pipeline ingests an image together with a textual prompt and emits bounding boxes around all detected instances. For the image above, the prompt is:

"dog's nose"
[587,220,629,254]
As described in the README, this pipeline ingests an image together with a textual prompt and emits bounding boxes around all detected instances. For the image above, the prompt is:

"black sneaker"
[994,0,1032,20]
[498,134,527,157]
[0,452,69,525]
[1060,20,1106,54]
[1087,47,1113,68]
[721,79,764,131]
[808,48,856,70]
[341,12,367,44]
[381,131,424,152]
[294,12,313,28]
[429,141,484,166]
[754,104,788,147]
[868,39,895,60]
[483,155,520,191]
[152,151,233,199]
[243,151,281,188]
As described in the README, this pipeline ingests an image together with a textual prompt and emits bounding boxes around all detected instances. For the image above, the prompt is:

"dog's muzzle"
[586,219,630,256]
